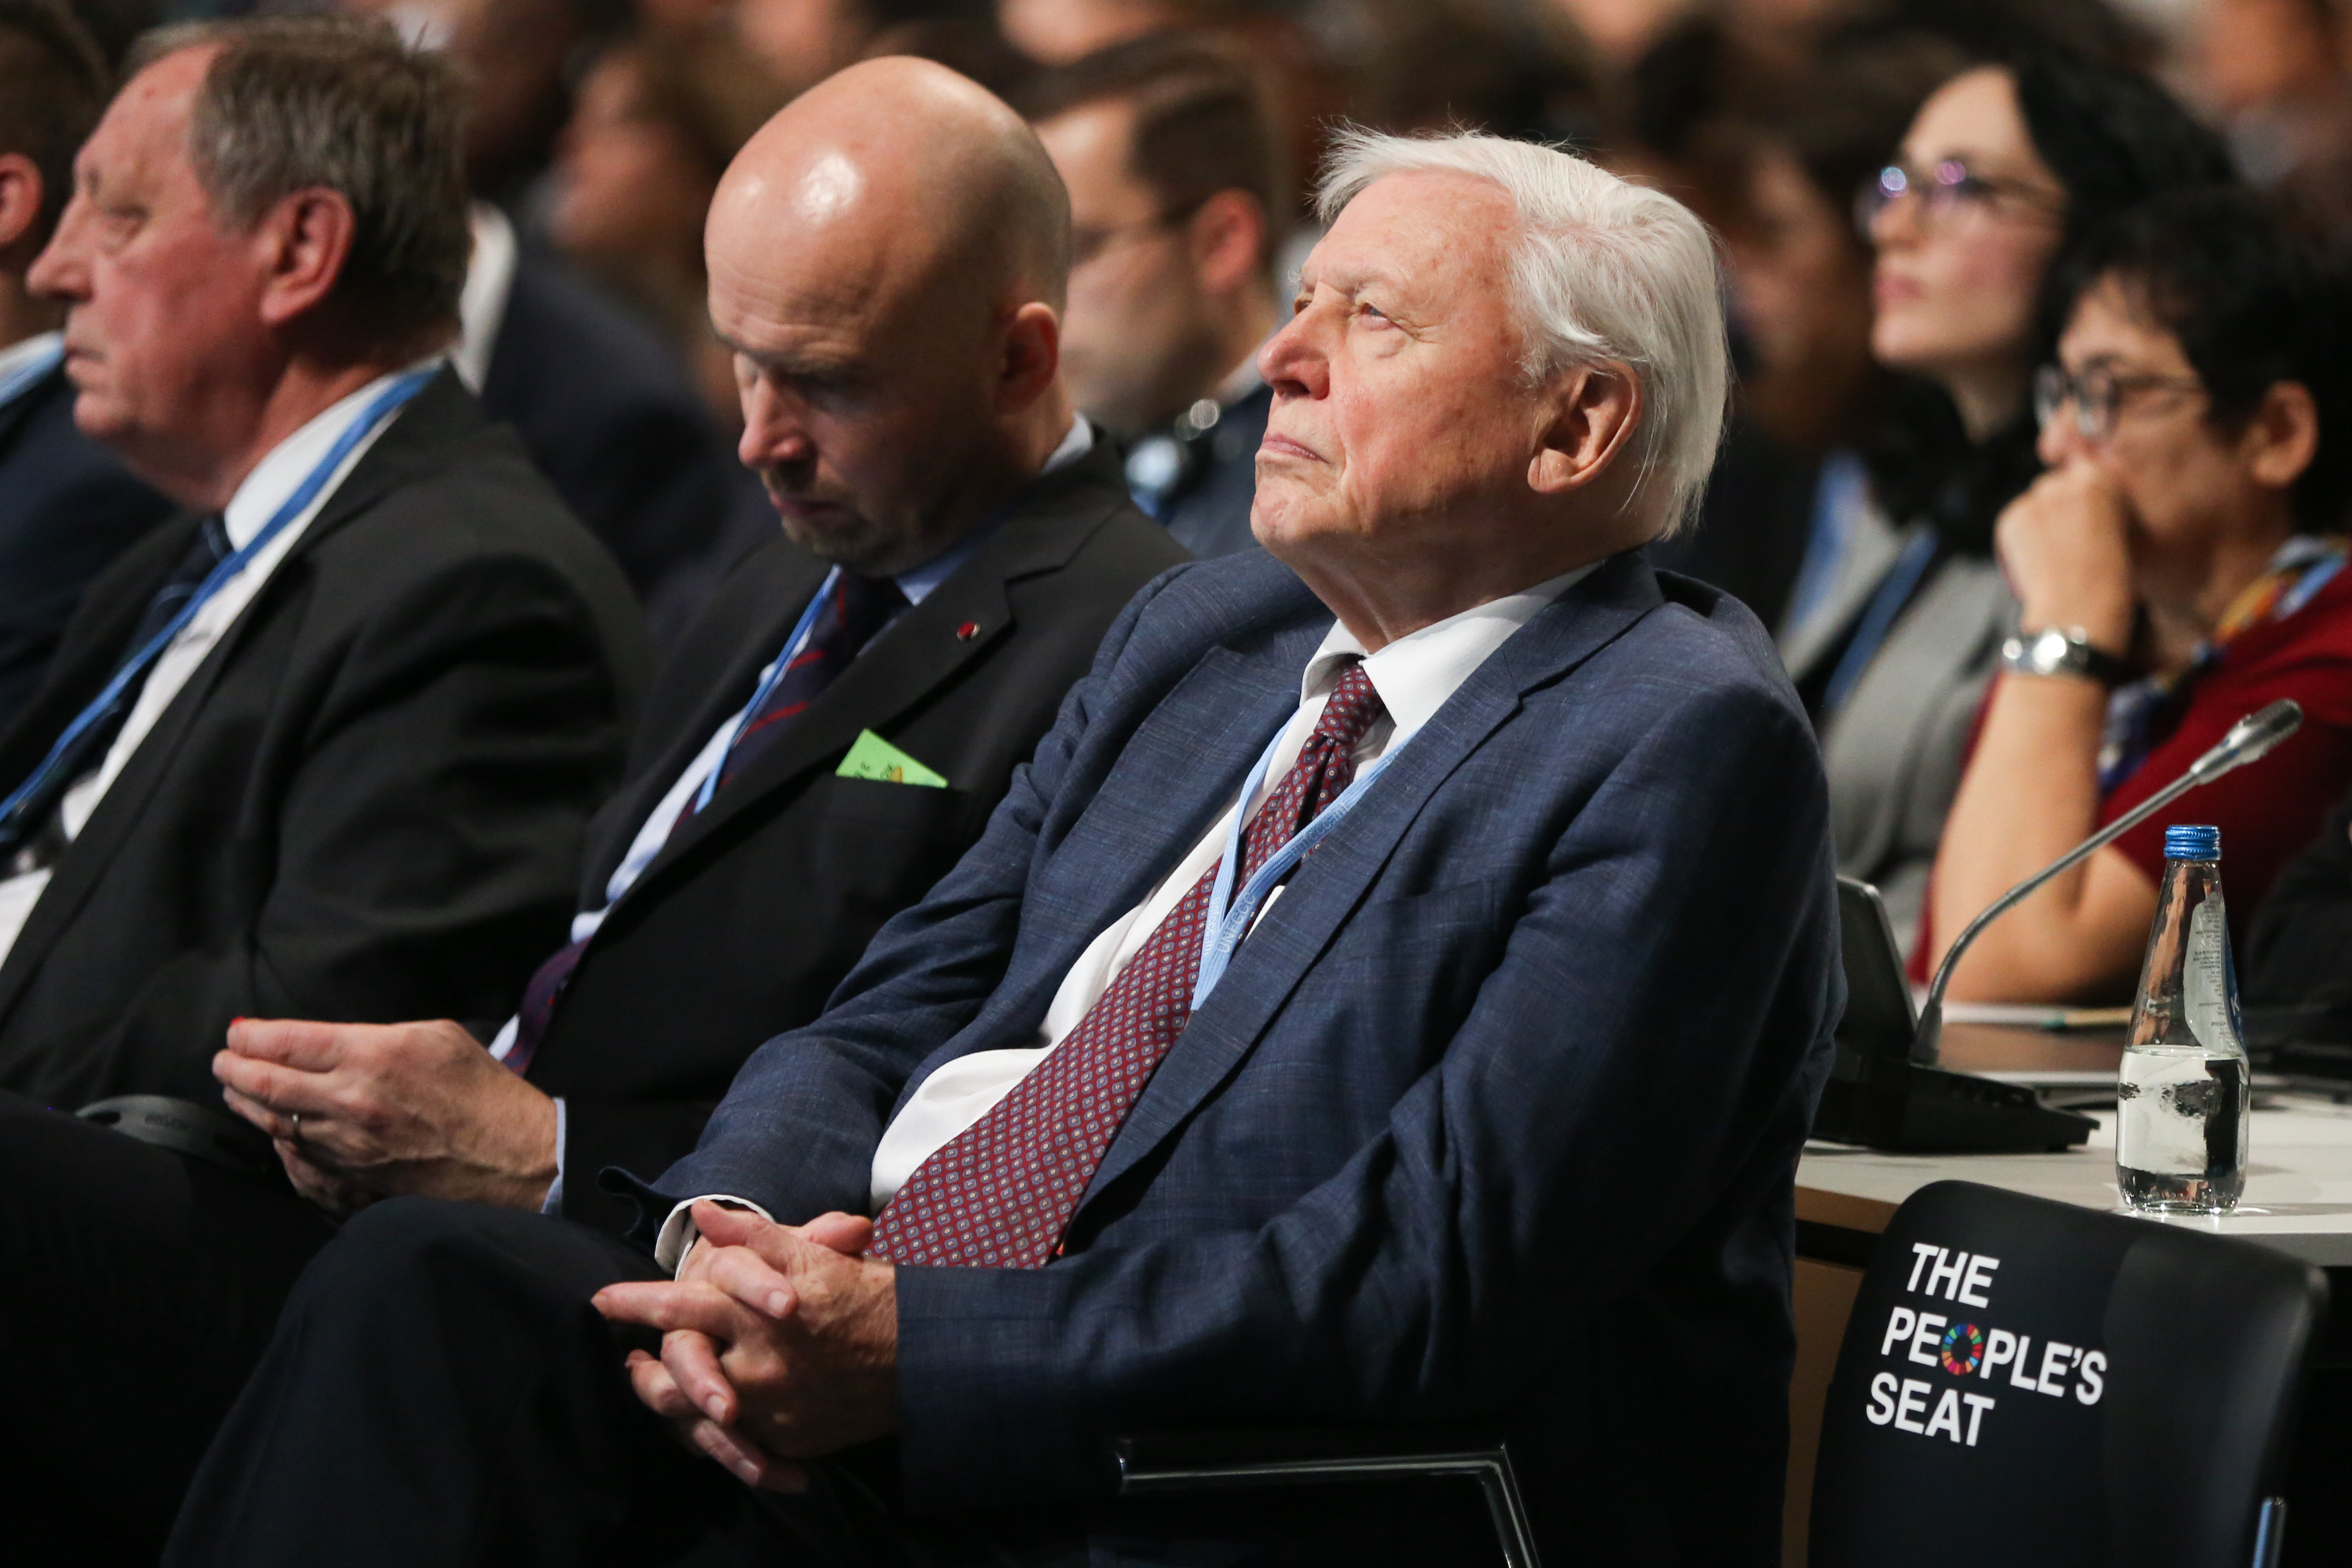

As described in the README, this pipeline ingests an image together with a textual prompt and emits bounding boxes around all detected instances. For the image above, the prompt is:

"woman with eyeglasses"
[1925,187,2352,1002]
[1786,46,2232,951]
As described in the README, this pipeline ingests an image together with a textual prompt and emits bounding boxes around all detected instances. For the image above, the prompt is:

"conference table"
[1784,1024,2352,1568]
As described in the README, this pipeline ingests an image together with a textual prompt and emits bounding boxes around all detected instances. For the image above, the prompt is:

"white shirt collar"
[1301,559,1606,742]
[222,360,441,548]
[0,331,64,411]
[452,203,519,394]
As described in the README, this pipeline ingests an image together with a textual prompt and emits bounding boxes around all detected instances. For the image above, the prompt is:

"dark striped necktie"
[695,570,910,810]
[868,660,1388,1268]
[0,515,230,863]
[502,569,908,1075]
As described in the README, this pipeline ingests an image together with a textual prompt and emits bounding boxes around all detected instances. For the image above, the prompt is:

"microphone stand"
[1912,698,2304,1064]
[1812,700,2303,1154]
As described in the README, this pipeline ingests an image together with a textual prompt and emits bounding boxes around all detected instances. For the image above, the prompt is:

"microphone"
[1912,699,2303,1063]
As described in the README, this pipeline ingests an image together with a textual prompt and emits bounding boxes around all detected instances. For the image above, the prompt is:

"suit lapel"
[1036,638,1308,962]
[0,373,488,1011]
[621,447,1134,899]
[1073,553,1666,1212]
[577,545,828,890]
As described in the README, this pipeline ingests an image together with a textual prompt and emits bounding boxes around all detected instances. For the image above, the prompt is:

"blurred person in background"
[730,0,995,94]
[0,0,171,731]
[1351,0,1599,146]
[1790,46,2231,950]
[347,0,784,642]
[1641,22,1964,633]
[1927,187,2352,1001]
[2182,0,2352,247]
[2245,775,2352,1012]
[552,28,780,424]
[1026,30,1282,557]
[998,0,1193,63]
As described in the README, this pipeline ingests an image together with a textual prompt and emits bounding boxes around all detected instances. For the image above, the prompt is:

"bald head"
[712,57,1069,329]
[705,57,1080,578]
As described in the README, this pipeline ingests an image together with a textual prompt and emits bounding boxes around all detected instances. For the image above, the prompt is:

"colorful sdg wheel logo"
[1940,1321,1985,1377]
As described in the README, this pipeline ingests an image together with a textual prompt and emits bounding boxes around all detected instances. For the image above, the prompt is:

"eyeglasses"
[1070,197,1210,268]
[2033,363,2207,443]
[1855,158,2066,240]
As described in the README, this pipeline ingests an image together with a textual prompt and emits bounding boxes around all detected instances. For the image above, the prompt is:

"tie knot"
[1313,660,1386,752]
[839,570,909,619]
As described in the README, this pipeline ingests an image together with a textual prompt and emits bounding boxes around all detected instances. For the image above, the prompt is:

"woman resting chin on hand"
[1926,187,2352,1003]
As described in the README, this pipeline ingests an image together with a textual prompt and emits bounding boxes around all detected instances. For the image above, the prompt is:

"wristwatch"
[2000,626,2132,687]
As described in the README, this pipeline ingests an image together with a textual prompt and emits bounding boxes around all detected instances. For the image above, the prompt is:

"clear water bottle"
[2116,824,2250,1213]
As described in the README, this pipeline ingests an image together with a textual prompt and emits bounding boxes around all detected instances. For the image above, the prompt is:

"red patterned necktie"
[869,659,1388,1268]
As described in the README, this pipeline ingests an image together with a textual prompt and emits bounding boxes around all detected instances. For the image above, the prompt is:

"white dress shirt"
[0,364,432,966]
[655,558,1600,1269]
[508,415,1094,1212]
[451,203,519,395]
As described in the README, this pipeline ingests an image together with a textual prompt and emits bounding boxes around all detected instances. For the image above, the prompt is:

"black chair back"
[1810,1180,2326,1568]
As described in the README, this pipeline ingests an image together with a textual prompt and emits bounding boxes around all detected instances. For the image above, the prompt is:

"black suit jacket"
[0,371,654,1112]
[0,365,175,731]
[528,439,1189,1233]
[481,251,775,647]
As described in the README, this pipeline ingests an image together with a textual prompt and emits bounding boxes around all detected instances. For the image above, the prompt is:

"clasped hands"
[594,1201,899,1493]
[215,1018,558,1213]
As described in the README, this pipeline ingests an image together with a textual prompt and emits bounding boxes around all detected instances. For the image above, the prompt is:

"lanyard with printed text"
[0,368,436,837]
[1190,714,1404,1011]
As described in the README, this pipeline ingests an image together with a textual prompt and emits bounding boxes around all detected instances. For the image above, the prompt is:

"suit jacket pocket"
[809,774,977,922]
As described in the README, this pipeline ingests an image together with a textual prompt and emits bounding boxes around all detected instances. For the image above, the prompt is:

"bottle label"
[2185,895,2235,1052]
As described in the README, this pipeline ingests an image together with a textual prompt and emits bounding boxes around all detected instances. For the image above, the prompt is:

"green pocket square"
[836,730,948,787]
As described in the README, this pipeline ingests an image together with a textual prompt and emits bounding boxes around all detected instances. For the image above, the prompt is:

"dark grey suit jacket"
[0,365,174,731]
[0,371,653,1112]
[641,547,1844,1564]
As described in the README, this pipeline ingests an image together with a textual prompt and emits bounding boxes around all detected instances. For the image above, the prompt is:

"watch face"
[2031,628,2072,666]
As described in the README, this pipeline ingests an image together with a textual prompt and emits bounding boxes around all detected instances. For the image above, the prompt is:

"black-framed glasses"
[2033,363,2207,443]
[1854,157,2066,240]
[1070,196,1212,268]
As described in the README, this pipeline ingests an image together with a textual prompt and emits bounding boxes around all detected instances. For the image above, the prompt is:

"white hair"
[1315,127,1729,538]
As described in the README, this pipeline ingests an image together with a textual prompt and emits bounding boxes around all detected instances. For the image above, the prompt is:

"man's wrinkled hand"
[1994,461,2137,653]
[594,1202,895,1493]
[215,1018,558,1211]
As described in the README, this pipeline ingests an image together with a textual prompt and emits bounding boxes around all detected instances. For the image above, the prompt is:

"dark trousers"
[159,1198,1496,1568]
[0,1091,338,1567]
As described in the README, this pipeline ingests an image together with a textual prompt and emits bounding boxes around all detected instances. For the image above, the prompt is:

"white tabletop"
[1798,1094,2352,1267]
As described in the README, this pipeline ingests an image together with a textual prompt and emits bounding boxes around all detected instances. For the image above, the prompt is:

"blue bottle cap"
[2164,824,2222,861]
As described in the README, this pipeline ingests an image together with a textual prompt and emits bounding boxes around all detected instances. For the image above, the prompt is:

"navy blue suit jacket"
[640,547,1842,1564]
[0,365,172,731]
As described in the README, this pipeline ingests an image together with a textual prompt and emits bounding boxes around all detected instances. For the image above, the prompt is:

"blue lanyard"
[0,368,434,835]
[0,336,64,411]
[1191,712,1403,1010]
[690,568,839,814]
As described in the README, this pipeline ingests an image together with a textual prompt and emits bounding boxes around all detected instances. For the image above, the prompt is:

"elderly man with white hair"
[164,130,1841,1568]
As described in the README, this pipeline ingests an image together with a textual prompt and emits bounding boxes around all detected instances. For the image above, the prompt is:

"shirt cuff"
[654,1194,776,1276]
[537,1097,567,1216]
